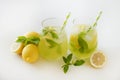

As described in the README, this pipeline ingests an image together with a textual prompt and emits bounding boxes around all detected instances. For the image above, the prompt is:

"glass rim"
[41,18,62,28]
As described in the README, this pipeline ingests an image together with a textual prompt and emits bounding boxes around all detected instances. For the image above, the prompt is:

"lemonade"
[38,26,68,60]
[37,15,71,60]
[69,24,97,59]
[69,11,102,59]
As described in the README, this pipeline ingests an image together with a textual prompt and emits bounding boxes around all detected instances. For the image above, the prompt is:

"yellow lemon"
[25,31,40,38]
[11,42,24,55]
[22,44,39,63]
[90,50,106,68]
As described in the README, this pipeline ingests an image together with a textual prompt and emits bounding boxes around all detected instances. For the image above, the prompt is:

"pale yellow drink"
[69,24,97,59]
[38,26,68,60]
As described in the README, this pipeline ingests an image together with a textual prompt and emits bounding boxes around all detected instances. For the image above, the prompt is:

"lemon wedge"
[11,42,24,55]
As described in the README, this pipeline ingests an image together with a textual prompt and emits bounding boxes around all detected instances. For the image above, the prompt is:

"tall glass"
[69,19,97,59]
[38,18,68,60]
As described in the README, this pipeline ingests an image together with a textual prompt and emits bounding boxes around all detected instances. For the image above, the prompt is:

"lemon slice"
[25,31,40,38]
[11,42,24,55]
[70,34,80,49]
[90,51,106,68]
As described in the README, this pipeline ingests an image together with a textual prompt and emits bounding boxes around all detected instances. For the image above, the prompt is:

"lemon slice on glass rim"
[90,50,106,68]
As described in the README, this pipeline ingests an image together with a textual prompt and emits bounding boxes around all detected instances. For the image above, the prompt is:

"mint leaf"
[63,57,67,63]
[63,54,72,64]
[78,35,88,53]
[46,38,58,48]
[73,60,85,66]
[67,54,72,63]
[42,26,58,39]
[26,37,40,45]
[50,31,58,39]
[79,47,84,53]
[16,36,40,46]
[16,36,26,43]
[63,65,69,73]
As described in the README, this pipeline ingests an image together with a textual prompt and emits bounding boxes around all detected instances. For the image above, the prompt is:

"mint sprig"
[62,54,85,73]
[16,36,40,46]
[43,27,58,39]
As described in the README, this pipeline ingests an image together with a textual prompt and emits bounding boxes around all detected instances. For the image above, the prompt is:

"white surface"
[0,0,120,80]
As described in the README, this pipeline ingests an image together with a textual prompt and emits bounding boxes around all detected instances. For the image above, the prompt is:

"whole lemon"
[25,31,40,38]
[22,44,39,63]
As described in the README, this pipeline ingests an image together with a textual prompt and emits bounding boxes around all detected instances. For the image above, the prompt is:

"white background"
[0,0,120,80]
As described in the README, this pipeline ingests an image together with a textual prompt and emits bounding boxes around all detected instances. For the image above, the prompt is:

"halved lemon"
[11,42,24,55]
[90,50,106,68]
[24,31,40,38]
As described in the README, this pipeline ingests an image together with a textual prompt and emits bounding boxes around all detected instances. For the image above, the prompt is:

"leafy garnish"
[25,37,40,45]
[62,53,85,73]
[63,57,68,63]
[78,34,88,53]
[61,12,71,32]
[73,60,85,66]
[16,36,40,46]
[16,36,26,43]
[45,38,58,48]
[62,54,72,73]
[50,31,58,39]
[63,54,73,64]
[63,65,69,73]
[87,11,102,32]
[66,54,72,63]
[42,27,59,48]
[43,27,58,39]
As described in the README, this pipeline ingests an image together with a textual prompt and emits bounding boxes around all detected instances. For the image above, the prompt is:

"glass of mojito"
[38,18,68,60]
[69,12,102,59]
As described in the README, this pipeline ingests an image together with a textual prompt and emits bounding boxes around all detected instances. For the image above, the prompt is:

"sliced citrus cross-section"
[90,50,106,68]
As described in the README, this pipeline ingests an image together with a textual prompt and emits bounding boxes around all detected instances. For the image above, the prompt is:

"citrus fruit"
[11,42,24,55]
[25,31,40,38]
[22,44,39,63]
[90,51,106,68]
